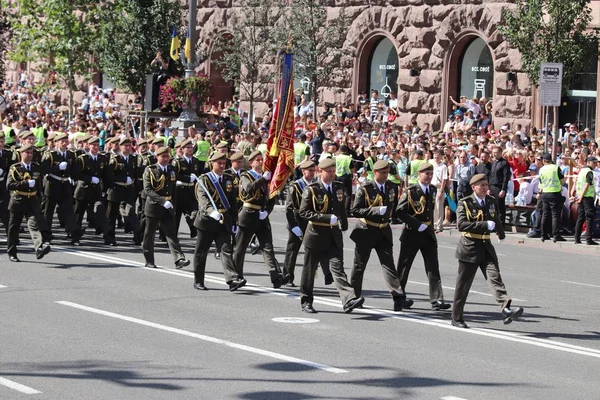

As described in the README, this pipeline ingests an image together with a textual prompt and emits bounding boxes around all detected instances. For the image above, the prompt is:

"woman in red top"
[508,150,528,193]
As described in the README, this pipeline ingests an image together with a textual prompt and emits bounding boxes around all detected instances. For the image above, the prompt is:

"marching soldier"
[350,160,404,311]
[141,146,190,269]
[73,136,110,242]
[40,132,81,244]
[105,138,140,246]
[192,152,241,291]
[12,131,43,163]
[452,174,524,328]
[283,160,331,287]
[225,152,245,211]
[172,139,201,238]
[136,138,161,244]
[232,150,288,288]
[298,158,364,314]
[0,132,14,232]
[395,162,451,311]
[573,156,598,245]
[6,144,51,262]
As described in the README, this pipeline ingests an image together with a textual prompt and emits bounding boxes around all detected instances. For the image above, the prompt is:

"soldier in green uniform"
[538,153,566,242]
[72,137,110,242]
[233,150,288,288]
[136,138,164,244]
[395,162,450,311]
[298,158,364,314]
[452,173,524,328]
[225,152,245,211]
[573,156,598,245]
[141,146,190,269]
[172,139,201,238]
[6,144,51,262]
[192,152,241,291]
[40,132,81,244]
[350,160,404,311]
[12,131,42,164]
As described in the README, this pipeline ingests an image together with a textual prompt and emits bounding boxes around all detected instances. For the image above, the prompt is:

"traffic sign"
[539,63,563,107]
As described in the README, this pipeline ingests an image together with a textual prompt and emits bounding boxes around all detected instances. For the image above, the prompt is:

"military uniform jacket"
[173,156,201,185]
[350,180,397,245]
[395,183,437,242]
[73,153,108,201]
[194,172,237,232]
[12,148,43,164]
[40,149,77,196]
[225,167,245,210]
[285,178,310,231]
[299,180,348,251]
[6,162,43,211]
[455,193,505,264]
[143,163,177,219]
[138,152,157,199]
[0,149,14,194]
[106,153,138,202]
[238,170,275,230]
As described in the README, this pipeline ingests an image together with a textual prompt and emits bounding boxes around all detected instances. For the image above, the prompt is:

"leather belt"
[14,190,37,197]
[360,218,389,228]
[49,174,70,182]
[406,220,431,230]
[114,182,133,187]
[176,182,195,187]
[310,221,339,228]
[462,232,491,240]
[243,202,262,210]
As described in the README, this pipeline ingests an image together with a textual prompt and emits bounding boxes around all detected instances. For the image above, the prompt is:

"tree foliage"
[283,0,353,120]
[212,0,281,125]
[4,0,103,115]
[96,0,182,95]
[0,6,10,84]
[499,0,599,90]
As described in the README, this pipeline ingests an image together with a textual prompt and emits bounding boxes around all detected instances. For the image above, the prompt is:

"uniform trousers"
[433,187,445,230]
[489,185,506,227]
[396,233,443,302]
[233,222,282,283]
[351,238,403,300]
[283,229,330,283]
[300,244,355,307]
[43,184,81,239]
[7,202,46,256]
[452,255,510,321]
[142,213,184,265]
[74,198,110,241]
[0,191,9,234]
[106,200,139,242]
[193,228,237,284]
[574,196,595,242]
[541,192,564,239]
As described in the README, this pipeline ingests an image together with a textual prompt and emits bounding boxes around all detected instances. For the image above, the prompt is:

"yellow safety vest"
[335,154,352,177]
[365,157,375,181]
[294,142,308,165]
[32,126,45,147]
[539,164,561,193]
[409,159,424,185]
[2,126,15,145]
[194,140,210,162]
[388,160,401,184]
[576,167,595,198]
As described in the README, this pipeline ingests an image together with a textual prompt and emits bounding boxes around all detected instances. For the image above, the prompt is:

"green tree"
[499,0,599,155]
[212,0,280,126]
[283,0,352,120]
[4,0,103,116]
[96,0,182,95]
[0,6,10,84]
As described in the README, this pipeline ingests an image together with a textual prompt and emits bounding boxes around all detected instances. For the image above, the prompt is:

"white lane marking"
[56,301,347,374]
[407,281,526,302]
[272,317,319,324]
[0,377,41,394]
[562,280,600,289]
[441,397,468,400]
[56,247,600,360]
[0,284,7,288]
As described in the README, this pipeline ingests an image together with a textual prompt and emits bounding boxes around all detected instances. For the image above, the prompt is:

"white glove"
[330,215,338,225]
[498,239,504,243]
[69,178,74,185]
[126,176,133,185]
[28,179,36,188]
[176,180,183,185]
[487,221,496,231]
[91,176,100,184]
[163,200,173,209]
[259,210,269,220]
[190,173,198,183]
[263,171,272,181]
[291,226,303,237]
[232,225,239,235]
[418,224,428,232]
[58,161,68,170]
[378,206,387,215]
[209,210,221,221]
[0,168,4,176]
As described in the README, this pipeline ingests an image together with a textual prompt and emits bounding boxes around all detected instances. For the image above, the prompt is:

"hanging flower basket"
[159,73,212,112]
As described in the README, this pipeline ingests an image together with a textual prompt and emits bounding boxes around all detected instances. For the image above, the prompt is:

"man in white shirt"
[516,164,539,206]
[430,149,448,232]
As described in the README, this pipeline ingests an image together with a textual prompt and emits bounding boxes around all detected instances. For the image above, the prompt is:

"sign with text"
[539,63,563,107]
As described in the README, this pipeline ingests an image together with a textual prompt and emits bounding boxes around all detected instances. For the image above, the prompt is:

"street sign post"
[539,63,563,153]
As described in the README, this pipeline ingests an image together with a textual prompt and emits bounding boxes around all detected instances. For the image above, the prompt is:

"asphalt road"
[1,205,599,400]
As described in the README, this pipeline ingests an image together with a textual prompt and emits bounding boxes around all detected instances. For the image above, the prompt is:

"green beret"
[209,152,227,162]
[88,136,100,145]
[19,143,33,152]
[156,146,170,156]
[20,130,33,139]
[248,150,262,161]
[229,152,244,161]
[180,139,192,148]
[469,173,487,185]
[298,160,316,169]
[319,158,336,169]
[418,162,433,173]
[119,137,131,146]
[373,159,390,171]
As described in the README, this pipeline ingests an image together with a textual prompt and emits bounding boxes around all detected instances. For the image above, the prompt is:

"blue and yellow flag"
[184,27,192,62]
[169,27,180,61]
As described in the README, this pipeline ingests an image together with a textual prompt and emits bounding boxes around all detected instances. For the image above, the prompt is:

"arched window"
[458,37,494,100]
[368,38,398,103]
